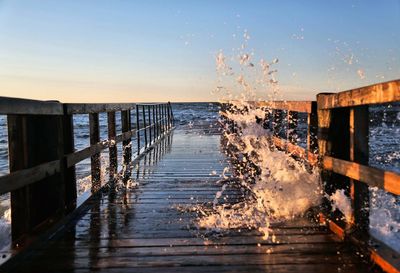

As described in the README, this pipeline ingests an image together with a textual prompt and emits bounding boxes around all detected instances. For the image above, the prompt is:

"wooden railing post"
[168,102,173,128]
[89,113,101,192]
[350,106,369,233]
[142,105,148,148]
[136,106,141,155]
[161,104,164,134]
[121,110,132,163]
[287,111,298,144]
[158,105,163,135]
[163,104,166,132]
[152,105,156,142]
[62,110,77,213]
[155,105,159,139]
[107,111,117,179]
[272,109,283,138]
[317,93,351,231]
[148,106,152,145]
[307,102,318,154]
[8,113,66,242]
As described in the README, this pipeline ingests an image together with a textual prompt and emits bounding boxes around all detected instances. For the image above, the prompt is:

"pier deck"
[5,129,375,273]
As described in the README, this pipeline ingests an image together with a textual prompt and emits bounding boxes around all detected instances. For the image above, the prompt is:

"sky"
[0,0,399,102]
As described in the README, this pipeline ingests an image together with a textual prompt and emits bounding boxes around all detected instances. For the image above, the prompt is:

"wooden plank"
[65,103,136,114]
[271,137,318,166]
[66,142,108,168]
[323,156,400,195]
[0,160,60,194]
[0,97,63,115]
[254,101,314,113]
[41,243,348,256]
[17,253,360,270]
[67,264,372,273]
[0,128,377,273]
[317,79,400,109]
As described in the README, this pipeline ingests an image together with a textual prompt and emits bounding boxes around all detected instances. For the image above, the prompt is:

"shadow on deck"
[2,129,377,273]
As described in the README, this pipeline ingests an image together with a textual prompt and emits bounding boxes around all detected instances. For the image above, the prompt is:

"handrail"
[221,79,400,273]
[254,100,314,113]
[0,98,174,246]
[317,79,400,109]
[0,96,63,115]
[65,103,136,114]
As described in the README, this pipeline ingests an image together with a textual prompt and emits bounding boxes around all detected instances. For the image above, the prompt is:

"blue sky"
[0,0,399,102]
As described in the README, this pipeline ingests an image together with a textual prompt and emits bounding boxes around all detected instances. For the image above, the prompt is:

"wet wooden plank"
[2,129,376,273]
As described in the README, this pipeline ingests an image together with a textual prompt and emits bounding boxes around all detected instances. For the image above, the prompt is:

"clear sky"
[0,0,399,102]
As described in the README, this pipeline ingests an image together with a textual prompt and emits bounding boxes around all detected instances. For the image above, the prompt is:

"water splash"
[196,31,322,240]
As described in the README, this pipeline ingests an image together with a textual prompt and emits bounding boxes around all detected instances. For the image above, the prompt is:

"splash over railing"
[221,79,400,273]
[0,98,174,248]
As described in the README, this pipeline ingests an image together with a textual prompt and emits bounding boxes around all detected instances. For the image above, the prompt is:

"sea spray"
[194,32,324,239]
[197,104,322,239]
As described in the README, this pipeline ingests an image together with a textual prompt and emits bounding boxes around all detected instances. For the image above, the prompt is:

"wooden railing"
[0,98,174,245]
[221,79,400,273]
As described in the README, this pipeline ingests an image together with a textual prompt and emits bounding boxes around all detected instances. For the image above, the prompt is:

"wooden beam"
[0,97,63,115]
[0,160,60,195]
[65,103,136,114]
[317,79,400,109]
[253,101,314,113]
[323,156,400,195]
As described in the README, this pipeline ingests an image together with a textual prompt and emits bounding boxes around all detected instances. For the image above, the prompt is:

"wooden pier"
[0,79,399,272]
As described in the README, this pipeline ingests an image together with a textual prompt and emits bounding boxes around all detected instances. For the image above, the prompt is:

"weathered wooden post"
[107,111,117,179]
[142,105,148,148]
[287,111,298,144]
[136,106,141,155]
[62,108,77,213]
[349,106,369,233]
[121,110,132,164]
[307,102,318,155]
[152,105,156,142]
[272,109,282,137]
[7,101,72,242]
[159,104,163,135]
[161,104,165,134]
[89,113,101,192]
[317,93,351,235]
[148,106,152,144]
[155,105,159,139]
[168,102,173,128]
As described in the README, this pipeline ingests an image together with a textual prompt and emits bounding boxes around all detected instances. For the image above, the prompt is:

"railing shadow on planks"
[221,79,400,273]
[0,99,174,252]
